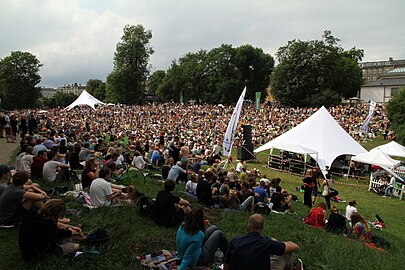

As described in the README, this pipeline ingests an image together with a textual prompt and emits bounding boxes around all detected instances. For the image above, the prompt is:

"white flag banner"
[360,101,376,133]
[223,87,246,157]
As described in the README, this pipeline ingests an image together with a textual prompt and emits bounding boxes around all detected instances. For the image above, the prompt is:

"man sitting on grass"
[90,167,129,207]
[154,179,191,227]
[270,186,293,212]
[224,214,299,270]
[0,171,47,226]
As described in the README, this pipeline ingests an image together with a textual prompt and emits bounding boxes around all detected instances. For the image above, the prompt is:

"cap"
[0,164,13,175]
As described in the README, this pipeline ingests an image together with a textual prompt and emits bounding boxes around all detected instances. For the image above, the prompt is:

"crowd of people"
[0,101,393,268]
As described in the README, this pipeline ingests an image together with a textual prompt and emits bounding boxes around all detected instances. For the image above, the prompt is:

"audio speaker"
[237,143,254,161]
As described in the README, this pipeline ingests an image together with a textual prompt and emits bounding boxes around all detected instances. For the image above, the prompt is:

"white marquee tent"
[65,90,105,111]
[351,148,401,168]
[371,141,405,158]
[254,106,367,174]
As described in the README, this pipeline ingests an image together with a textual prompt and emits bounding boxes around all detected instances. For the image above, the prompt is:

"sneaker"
[382,196,386,198]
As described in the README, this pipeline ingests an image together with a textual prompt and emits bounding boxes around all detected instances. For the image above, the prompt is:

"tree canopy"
[106,24,154,104]
[42,91,78,108]
[0,51,42,109]
[386,87,405,145]
[86,79,106,101]
[156,44,274,104]
[270,31,364,107]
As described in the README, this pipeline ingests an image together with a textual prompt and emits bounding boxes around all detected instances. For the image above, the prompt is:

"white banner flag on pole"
[360,101,376,133]
[222,87,246,157]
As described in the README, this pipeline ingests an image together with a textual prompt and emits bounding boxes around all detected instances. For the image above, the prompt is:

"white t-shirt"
[21,154,34,174]
[90,178,113,207]
[42,161,65,182]
[185,181,197,195]
[132,156,146,169]
[345,205,357,221]
[236,162,243,173]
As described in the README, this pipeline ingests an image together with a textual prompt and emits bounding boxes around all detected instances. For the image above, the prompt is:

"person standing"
[383,175,396,198]
[302,169,314,208]
[224,214,299,270]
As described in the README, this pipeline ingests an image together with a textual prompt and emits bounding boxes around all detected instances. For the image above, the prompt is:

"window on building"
[391,87,399,97]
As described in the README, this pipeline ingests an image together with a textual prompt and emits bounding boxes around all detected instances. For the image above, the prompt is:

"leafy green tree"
[42,91,78,108]
[271,31,364,107]
[0,51,42,109]
[386,87,405,145]
[147,70,166,95]
[86,79,106,101]
[106,24,154,104]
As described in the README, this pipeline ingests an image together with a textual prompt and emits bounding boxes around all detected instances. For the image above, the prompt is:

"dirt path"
[0,137,19,165]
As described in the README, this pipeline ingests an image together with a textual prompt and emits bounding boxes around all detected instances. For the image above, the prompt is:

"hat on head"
[0,164,13,176]
[43,139,56,149]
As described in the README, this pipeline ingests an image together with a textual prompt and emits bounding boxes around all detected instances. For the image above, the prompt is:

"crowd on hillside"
[0,102,393,268]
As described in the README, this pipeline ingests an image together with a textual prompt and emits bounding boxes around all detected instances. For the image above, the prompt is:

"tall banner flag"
[255,92,261,110]
[223,87,246,157]
[360,101,376,133]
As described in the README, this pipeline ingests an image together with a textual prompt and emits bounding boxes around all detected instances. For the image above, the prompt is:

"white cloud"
[0,0,404,87]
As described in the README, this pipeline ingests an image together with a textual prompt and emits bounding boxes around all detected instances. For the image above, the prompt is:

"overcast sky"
[1,0,404,87]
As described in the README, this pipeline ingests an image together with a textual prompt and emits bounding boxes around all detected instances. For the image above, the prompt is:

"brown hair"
[12,171,29,186]
[351,213,367,228]
[183,207,205,235]
[315,201,327,210]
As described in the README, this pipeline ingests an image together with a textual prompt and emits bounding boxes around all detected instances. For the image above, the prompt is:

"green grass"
[1,137,405,270]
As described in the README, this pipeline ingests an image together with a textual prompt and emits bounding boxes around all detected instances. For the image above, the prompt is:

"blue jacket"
[176,225,204,270]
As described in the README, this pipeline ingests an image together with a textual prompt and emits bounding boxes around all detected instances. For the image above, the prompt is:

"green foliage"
[147,70,165,95]
[386,87,405,145]
[0,51,42,109]
[42,91,78,108]
[106,24,154,104]
[271,30,364,107]
[86,79,106,101]
[157,44,273,104]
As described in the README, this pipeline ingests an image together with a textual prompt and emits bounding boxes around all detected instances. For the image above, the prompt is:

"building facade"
[360,57,405,84]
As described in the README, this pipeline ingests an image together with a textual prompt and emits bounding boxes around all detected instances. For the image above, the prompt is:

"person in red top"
[304,202,327,229]
[30,150,47,180]
[104,153,124,176]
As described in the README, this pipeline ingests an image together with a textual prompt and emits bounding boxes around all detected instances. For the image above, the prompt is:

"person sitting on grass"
[89,167,129,207]
[350,212,372,242]
[0,171,47,226]
[325,205,347,234]
[224,214,299,270]
[304,202,327,229]
[185,174,198,195]
[220,184,254,212]
[18,199,82,261]
[81,157,99,191]
[154,179,191,227]
[104,152,125,176]
[42,151,70,183]
[176,207,229,270]
[270,186,293,212]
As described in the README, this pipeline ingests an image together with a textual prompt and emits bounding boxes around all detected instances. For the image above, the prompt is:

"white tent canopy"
[65,90,105,111]
[254,106,367,173]
[371,141,405,158]
[351,148,401,168]
[269,144,318,163]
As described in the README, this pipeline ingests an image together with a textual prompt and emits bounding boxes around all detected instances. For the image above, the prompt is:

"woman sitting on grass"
[351,213,372,242]
[176,207,229,270]
[220,184,254,211]
[304,202,327,229]
[18,199,83,261]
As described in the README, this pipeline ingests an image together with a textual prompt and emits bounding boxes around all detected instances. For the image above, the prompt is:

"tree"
[147,70,166,95]
[106,24,154,104]
[41,91,78,108]
[270,31,364,107]
[86,79,106,101]
[386,87,405,145]
[0,51,42,109]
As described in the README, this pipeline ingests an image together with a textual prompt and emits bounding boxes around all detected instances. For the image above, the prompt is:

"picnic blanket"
[137,250,212,270]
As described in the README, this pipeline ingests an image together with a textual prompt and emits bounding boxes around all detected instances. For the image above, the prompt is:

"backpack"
[136,196,155,219]
[254,202,271,215]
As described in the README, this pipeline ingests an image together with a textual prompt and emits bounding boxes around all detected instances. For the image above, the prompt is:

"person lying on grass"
[19,199,83,261]
[89,167,130,207]
[176,207,229,270]
[0,171,47,226]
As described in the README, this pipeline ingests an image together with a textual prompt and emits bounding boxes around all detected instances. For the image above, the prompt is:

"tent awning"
[351,148,401,168]
[372,141,405,158]
[64,90,105,111]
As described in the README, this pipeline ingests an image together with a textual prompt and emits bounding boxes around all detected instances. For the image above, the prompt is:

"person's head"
[86,157,98,168]
[190,174,198,183]
[99,167,111,180]
[0,164,12,181]
[204,170,214,181]
[164,179,176,192]
[325,174,331,180]
[198,169,205,179]
[331,205,339,214]
[39,199,66,223]
[222,184,230,195]
[25,146,34,155]
[260,180,265,187]
[248,214,264,233]
[349,200,357,207]
[305,169,313,177]
[316,201,327,210]
[183,207,205,235]
[112,152,119,161]
[276,186,282,193]
[176,161,182,167]
[242,181,250,190]
[350,213,366,227]
[12,171,29,186]
[37,150,47,159]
